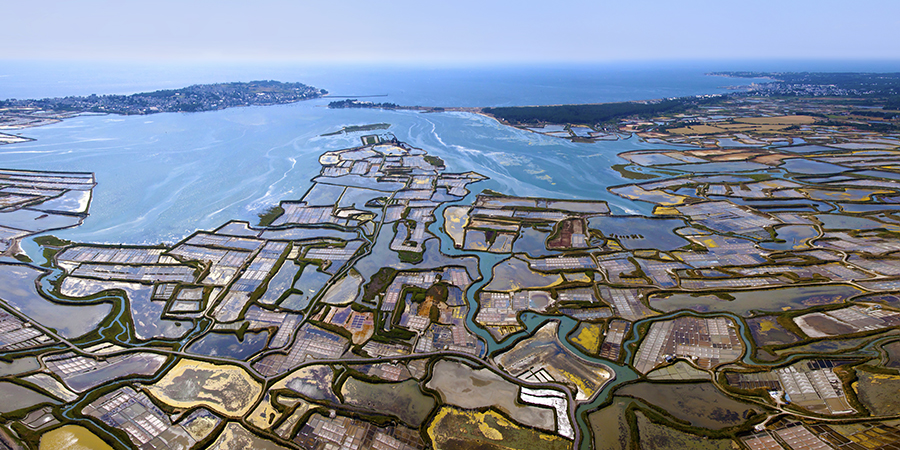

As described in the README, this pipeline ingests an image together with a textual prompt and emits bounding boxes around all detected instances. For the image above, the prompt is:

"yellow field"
[246,393,286,430]
[570,323,603,354]
[39,425,113,450]
[427,406,570,450]
[442,206,470,248]
[146,359,262,417]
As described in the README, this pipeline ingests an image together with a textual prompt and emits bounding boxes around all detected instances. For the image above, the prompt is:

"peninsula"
[0,80,326,135]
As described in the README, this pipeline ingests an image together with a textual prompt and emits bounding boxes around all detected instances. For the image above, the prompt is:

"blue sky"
[3,0,899,62]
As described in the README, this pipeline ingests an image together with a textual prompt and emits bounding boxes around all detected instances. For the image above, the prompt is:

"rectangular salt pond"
[30,189,92,214]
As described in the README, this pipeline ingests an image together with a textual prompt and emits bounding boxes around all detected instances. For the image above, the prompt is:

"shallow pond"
[186,331,269,360]
[0,264,111,339]
[650,285,864,316]
[588,216,688,251]
[781,158,848,174]
[259,261,302,304]
[511,226,558,258]
[353,225,478,282]
[0,380,59,413]
[760,224,818,250]
[667,161,768,173]
[483,256,562,291]
[815,214,896,230]
[283,264,332,310]
[0,356,40,377]
[320,270,363,305]
[839,203,900,212]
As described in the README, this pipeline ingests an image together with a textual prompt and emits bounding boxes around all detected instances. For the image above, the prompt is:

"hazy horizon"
[3,0,899,63]
[4,59,900,102]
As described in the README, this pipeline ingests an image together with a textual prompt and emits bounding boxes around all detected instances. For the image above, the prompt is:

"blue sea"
[1,60,897,245]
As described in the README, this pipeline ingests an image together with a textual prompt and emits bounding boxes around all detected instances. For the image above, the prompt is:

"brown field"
[617,382,759,429]
[667,125,727,135]
[754,153,794,165]
[635,411,734,450]
[735,115,817,125]
[856,370,900,416]
[716,123,761,130]
[707,151,760,161]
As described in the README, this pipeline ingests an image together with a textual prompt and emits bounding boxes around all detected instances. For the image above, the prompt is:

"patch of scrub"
[856,369,900,416]
[425,359,555,431]
[634,410,734,450]
[246,392,287,430]
[569,321,603,355]
[747,315,802,347]
[617,382,759,429]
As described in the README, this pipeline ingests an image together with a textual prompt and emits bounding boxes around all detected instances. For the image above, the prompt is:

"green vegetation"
[320,123,391,136]
[257,205,284,226]
[362,267,398,303]
[397,249,424,264]
[13,253,32,263]
[423,155,445,167]
[328,99,399,109]
[33,235,74,247]
[612,163,660,180]
[483,99,697,126]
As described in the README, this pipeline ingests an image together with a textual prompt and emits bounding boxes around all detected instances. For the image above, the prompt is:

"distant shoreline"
[0,80,325,116]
